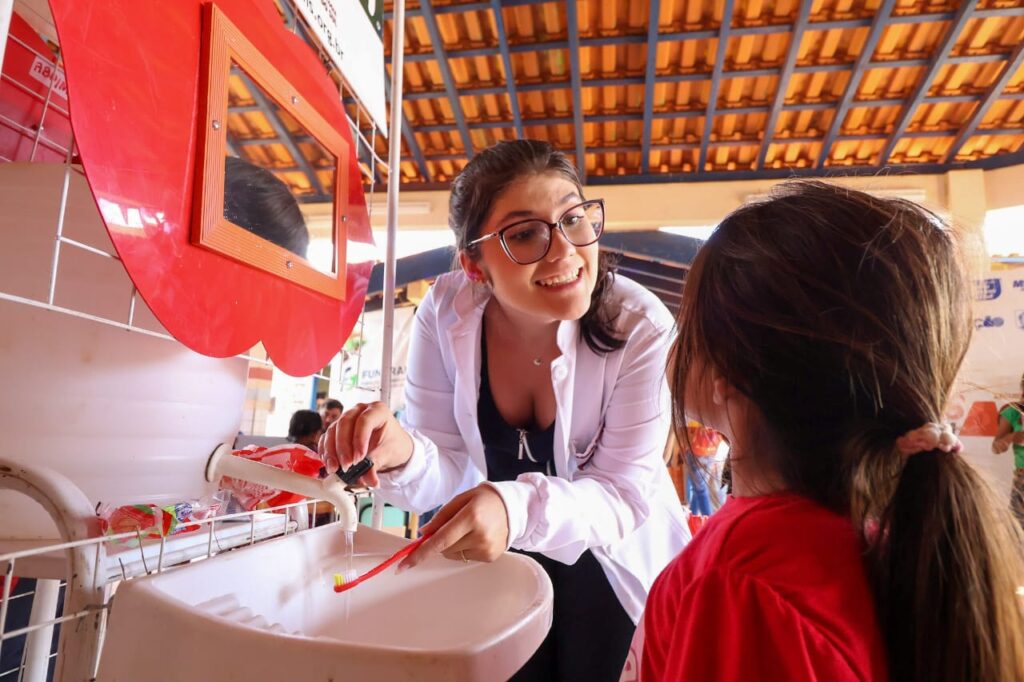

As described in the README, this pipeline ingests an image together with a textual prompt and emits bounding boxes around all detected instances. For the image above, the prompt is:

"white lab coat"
[376,270,690,622]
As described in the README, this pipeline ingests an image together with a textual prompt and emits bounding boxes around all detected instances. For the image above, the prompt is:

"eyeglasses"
[467,199,605,265]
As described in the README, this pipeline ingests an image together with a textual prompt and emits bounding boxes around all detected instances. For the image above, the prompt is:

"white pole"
[373,0,406,531]
[23,579,61,682]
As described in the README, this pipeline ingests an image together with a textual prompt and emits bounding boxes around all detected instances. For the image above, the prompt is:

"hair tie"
[896,422,962,458]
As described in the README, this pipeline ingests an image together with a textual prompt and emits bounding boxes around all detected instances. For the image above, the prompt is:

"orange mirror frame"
[193,3,348,300]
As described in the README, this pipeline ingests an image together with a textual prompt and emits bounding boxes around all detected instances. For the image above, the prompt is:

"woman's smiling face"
[462,171,600,325]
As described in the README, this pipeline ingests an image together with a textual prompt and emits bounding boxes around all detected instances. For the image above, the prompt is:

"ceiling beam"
[235,71,328,199]
[816,0,897,169]
[400,50,1011,98]
[944,40,1024,163]
[393,1,1024,17]
[399,112,429,183]
[396,148,1024,189]
[436,2,490,13]
[415,112,642,133]
[408,96,1024,133]
[640,0,661,174]
[566,0,586,180]
[385,77,431,183]
[757,0,814,170]
[405,86,507,100]
[398,41,1009,69]
[389,6,1024,33]
[388,7,1024,62]
[582,161,948,185]
[490,0,525,140]
[500,0,556,6]
[401,128,1021,160]
[878,1,977,167]
[698,0,736,173]
[418,0,476,159]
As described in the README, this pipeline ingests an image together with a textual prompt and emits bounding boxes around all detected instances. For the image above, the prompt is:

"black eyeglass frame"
[466,198,606,265]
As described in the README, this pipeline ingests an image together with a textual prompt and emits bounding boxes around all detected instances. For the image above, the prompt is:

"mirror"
[223,64,337,273]
[194,4,348,299]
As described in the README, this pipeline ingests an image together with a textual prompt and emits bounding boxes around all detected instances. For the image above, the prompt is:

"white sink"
[97,524,553,681]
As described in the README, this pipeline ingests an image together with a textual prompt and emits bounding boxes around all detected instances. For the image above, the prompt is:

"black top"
[477,325,555,482]
[476,324,636,682]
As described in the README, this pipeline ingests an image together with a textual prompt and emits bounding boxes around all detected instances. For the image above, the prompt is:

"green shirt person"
[992,373,1024,527]
[994,403,1024,469]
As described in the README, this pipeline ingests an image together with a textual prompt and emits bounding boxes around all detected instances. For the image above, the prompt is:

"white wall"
[0,164,247,539]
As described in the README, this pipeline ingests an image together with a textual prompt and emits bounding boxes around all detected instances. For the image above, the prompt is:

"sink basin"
[97,524,553,681]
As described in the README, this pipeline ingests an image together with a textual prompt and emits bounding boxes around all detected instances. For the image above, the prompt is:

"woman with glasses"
[324,139,689,680]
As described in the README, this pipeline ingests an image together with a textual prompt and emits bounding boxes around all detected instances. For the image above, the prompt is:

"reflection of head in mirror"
[223,156,309,258]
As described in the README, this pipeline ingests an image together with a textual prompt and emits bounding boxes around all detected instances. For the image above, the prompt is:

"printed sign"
[358,0,383,36]
[0,13,73,162]
[330,306,416,413]
[974,315,1004,329]
[27,56,68,100]
[974,277,1002,301]
[293,0,387,133]
[950,267,1024,501]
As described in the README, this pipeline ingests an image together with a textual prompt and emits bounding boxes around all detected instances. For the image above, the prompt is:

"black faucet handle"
[338,457,374,486]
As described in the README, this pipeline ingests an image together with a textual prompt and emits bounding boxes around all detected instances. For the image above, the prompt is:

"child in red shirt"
[633,181,1024,682]
[637,494,886,681]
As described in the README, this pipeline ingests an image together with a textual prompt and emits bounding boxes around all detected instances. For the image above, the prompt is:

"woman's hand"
[398,485,510,571]
[320,402,414,487]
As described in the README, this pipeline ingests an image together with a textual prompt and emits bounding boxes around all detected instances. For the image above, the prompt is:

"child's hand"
[397,485,510,571]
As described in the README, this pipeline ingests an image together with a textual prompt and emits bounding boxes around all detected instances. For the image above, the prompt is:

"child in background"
[682,421,721,517]
[992,373,1024,528]
[637,181,1024,682]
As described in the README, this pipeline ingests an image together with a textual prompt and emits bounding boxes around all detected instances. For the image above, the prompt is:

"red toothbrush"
[333,533,433,594]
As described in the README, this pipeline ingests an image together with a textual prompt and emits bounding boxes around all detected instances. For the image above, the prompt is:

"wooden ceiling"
[357,0,1024,189]
[227,69,338,204]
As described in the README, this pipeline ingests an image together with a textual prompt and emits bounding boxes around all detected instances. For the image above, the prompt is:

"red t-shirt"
[633,494,888,682]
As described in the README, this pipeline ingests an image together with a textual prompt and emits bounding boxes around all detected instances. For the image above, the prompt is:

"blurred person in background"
[992,372,1024,528]
[321,399,344,432]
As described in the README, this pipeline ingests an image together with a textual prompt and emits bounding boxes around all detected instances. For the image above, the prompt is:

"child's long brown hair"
[670,180,1024,682]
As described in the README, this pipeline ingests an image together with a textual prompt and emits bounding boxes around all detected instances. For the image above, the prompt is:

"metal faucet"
[204,444,358,532]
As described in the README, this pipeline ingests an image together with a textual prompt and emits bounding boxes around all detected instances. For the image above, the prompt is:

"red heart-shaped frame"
[48,0,375,376]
